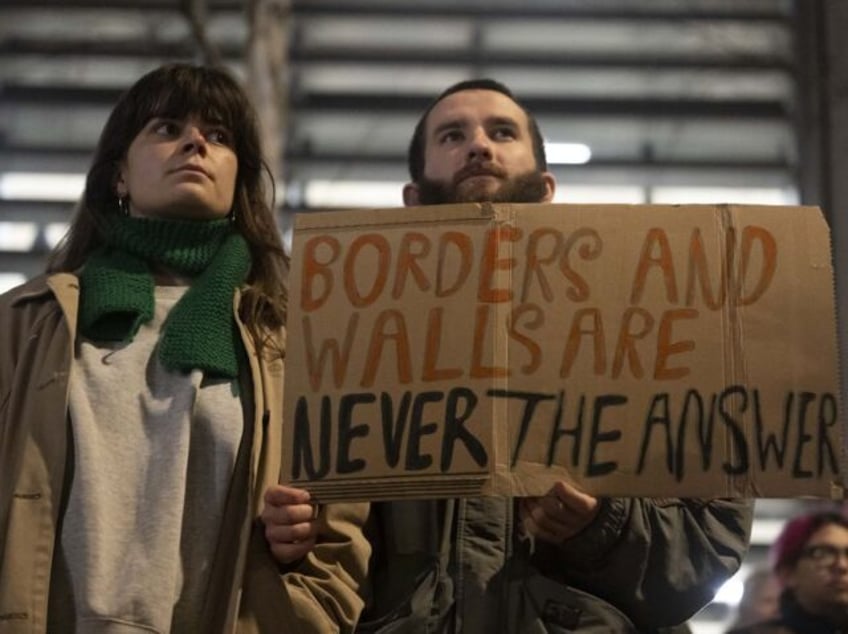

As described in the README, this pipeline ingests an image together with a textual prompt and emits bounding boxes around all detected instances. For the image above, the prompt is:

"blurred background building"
[1,1,846,630]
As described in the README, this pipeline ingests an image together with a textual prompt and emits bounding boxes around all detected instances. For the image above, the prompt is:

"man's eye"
[492,127,516,140]
[439,130,463,144]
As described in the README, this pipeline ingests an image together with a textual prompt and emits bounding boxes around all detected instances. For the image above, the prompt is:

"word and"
[299,225,776,311]
[298,224,777,392]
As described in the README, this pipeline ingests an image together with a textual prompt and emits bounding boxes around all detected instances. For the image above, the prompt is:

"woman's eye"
[153,120,179,136]
[207,129,231,145]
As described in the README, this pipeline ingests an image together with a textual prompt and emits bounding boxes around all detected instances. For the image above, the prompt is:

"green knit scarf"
[79,214,251,378]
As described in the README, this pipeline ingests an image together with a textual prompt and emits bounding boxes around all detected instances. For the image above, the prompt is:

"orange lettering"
[392,232,432,299]
[344,234,390,308]
[521,228,561,303]
[561,228,601,302]
[303,313,358,391]
[360,309,412,388]
[630,228,678,305]
[436,231,473,298]
[654,308,697,380]
[612,307,654,379]
[422,307,463,382]
[300,235,340,312]
[508,303,543,375]
[560,308,605,378]
[471,304,509,378]
[478,225,522,303]
[685,228,730,310]
[737,226,777,305]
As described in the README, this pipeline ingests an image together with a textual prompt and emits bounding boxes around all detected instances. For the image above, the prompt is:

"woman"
[0,63,369,633]
[727,511,848,634]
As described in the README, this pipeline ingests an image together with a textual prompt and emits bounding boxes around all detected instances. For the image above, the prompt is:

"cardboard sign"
[282,203,843,502]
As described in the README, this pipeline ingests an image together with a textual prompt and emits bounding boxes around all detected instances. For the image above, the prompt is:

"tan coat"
[0,273,370,633]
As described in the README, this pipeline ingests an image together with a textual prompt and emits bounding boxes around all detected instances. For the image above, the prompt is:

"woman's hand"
[262,484,319,564]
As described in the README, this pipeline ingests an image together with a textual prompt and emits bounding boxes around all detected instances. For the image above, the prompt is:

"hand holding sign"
[519,481,601,544]
[262,485,319,564]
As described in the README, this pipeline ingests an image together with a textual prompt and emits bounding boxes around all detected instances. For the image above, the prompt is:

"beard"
[415,165,550,205]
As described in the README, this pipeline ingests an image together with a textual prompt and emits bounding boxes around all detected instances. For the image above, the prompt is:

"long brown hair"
[49,63,288,347]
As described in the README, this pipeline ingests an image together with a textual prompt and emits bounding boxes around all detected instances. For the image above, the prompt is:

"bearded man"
[264,79,753,634]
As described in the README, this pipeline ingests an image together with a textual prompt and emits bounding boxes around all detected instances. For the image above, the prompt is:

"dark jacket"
[728,590,848,634]
[359,495,753,633]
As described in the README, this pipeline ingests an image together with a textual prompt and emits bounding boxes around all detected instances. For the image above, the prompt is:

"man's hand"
[518,480,601,544]
[262,485,319,565]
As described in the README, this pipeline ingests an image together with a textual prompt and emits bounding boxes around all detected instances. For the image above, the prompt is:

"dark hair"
[407,78,548,182]
[49,63,288,337]
[771,510,848,572]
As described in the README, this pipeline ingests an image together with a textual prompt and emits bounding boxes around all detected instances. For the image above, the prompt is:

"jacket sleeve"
[531,497,754,629]
[236,318,371,633]
[239,501,371,634]
[282,501,371,633]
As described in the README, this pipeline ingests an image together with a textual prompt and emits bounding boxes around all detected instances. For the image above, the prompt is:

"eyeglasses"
[801,544,848,567]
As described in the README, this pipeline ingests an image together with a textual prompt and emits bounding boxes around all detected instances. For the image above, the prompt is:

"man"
[729,511,848,633]
[264,79,754,633]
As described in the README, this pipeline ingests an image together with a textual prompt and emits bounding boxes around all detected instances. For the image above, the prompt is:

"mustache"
[452,161,507,186]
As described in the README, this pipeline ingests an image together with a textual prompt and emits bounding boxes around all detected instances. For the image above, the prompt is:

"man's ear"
[541,171,557,203]
[402,182,421,207]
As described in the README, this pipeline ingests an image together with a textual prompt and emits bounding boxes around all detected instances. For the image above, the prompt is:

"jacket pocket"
[507,570,638,633]
[357,559,451,633]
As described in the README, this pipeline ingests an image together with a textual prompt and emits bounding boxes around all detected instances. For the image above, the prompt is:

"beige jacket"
[0,273,370,633]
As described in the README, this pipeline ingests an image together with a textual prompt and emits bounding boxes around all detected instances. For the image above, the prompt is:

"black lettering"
[718,385,749,475]
[791,391,816,478]
[405,391,442,470]
[674,389,715,481]
[441,387,488,472]
[547,391,585,468]
[818,393,839,476]
[381,391,411,468]
[488,389,555,467]
[754,390,791,470]
[698,393,719,470]
[337,393,374,474]
[586,395,625,477]
[638,393,673,475]
[292,396,331,480]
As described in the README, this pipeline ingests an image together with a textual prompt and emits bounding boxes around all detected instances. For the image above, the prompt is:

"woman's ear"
[115,163,128,198]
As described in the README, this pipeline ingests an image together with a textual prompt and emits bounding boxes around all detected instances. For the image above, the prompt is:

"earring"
[228,207,237,224]
[117,196,130,216]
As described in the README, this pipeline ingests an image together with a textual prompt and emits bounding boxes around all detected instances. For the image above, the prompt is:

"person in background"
[727,567,781,631]
[728,510,848,633]
[263,78,754,633]
[0,62,369,633]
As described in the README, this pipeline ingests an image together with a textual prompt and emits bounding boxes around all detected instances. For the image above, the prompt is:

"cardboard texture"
[282,203,843,502]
